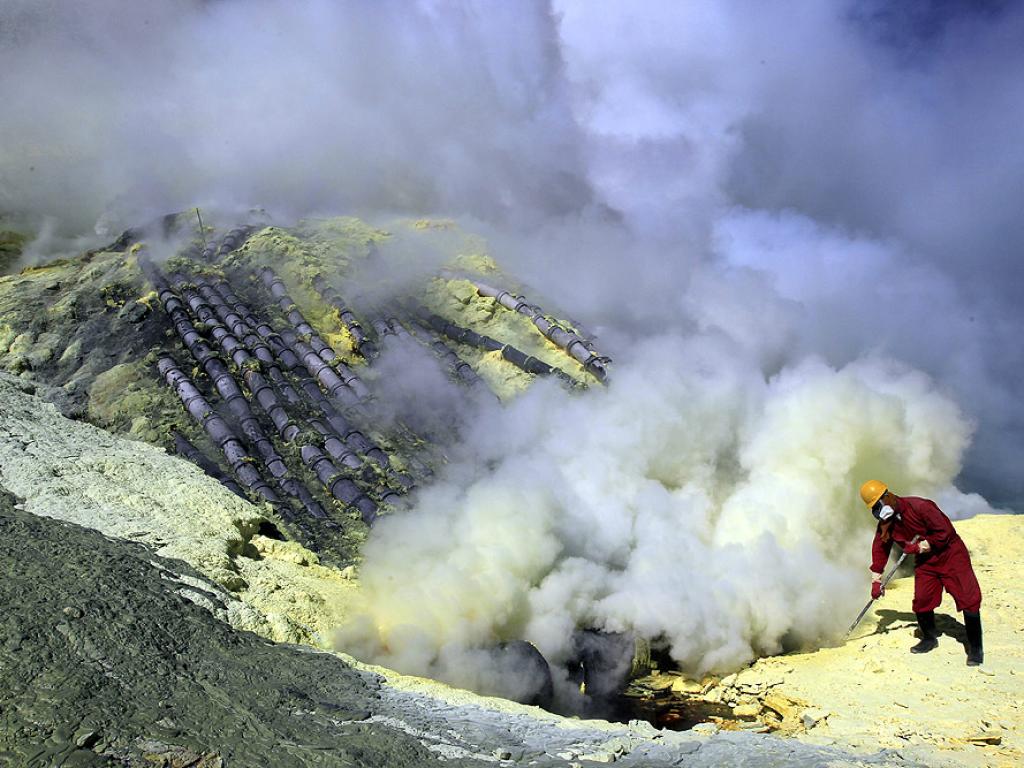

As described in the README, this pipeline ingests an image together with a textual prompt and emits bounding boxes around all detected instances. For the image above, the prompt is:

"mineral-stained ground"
[0,488,462,768]
[0,476,915,768]
[0,215,1018,767]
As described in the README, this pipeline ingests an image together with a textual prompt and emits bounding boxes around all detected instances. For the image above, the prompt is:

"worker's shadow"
[873,609,968,647]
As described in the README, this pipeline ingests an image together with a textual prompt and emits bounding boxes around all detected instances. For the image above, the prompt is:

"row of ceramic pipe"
[144,259,389,524]
[388,315,485,388]
[173,270,396,520]
[200,225,256,262]
[147,265,330,521]
[310,278,486,387]
[198,274,399,490]
[310,275,375,358]
[209,275,399,478]
[171,429,246,499]
[471,281,610,381]
[291,264,594,399]
[420,312,578,386]
[260,268,371,405]
[157,355,281,507]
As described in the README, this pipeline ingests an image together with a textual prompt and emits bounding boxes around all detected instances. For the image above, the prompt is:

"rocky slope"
[0,215,601,561]
[0,489,447,768]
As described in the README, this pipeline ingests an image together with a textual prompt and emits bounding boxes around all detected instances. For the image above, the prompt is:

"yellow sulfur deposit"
[87,360,182,444]
[652,513,1024,768]
[233,534,360,647]
[422,275,590,390]
[447,251,500,275]
[233,219,388,358]
[474,350,534,399]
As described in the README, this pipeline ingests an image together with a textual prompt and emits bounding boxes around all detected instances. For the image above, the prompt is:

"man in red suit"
[860,480,984,665]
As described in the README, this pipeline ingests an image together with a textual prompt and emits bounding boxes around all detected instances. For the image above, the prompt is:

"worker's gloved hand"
[871,581,884,600]
[903,540,929,555]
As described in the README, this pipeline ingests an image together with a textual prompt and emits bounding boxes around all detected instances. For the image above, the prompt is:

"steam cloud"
[2,0,1021,700]
[0,0,590,234]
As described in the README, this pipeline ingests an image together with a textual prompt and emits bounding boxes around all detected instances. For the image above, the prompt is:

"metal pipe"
[174,272,394,518]
[217,269,409,492]
[308,418,362,470]
[143,261,326,520]
[164,275,294,459]
[215,279,302,371]
[199,225,256,263]
[259,268,371,402]
[204,265,411,497]
[370,317,396,343]
[421,313,578,387]
[421,329,483,385]
[279,328,370,400]
[197,280,299,403]
[299,444,377,525]
[169,274,300,442]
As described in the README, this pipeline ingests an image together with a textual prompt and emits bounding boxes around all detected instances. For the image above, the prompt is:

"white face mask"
[876,504,896,521]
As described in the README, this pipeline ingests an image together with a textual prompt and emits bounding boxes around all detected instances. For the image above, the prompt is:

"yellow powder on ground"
[447,252,500,275]
[672,513,1024,768]
[234,218,395,360]
[474,350,534,400]
[233,535,360,648]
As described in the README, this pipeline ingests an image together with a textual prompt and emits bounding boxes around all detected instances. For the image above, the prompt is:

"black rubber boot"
[964,611,984,666]
[910,611,938,654]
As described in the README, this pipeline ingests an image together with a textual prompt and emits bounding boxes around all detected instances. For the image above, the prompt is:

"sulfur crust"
[233,217,592,394]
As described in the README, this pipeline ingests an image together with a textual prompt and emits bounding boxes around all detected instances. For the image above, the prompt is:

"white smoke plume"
[337,0,1019,698]
[365,331,488,443]
[2,0,1020,700]
[340,328,991,703]
[0,0,590,235]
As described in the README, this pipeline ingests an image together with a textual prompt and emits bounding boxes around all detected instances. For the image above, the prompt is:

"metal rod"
[847,535,920,636]
[195,208,207,248]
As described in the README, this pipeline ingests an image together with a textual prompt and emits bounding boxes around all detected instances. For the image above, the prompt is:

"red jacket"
[870,495,959,574]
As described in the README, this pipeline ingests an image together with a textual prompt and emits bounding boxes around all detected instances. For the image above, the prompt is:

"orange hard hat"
[859,480,887,508]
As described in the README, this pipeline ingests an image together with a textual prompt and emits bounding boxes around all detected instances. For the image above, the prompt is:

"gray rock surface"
[0,489,477,768]
[0,372,269,590]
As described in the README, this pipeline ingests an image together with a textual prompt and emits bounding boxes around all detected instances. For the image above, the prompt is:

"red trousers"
[913,535,982,613]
